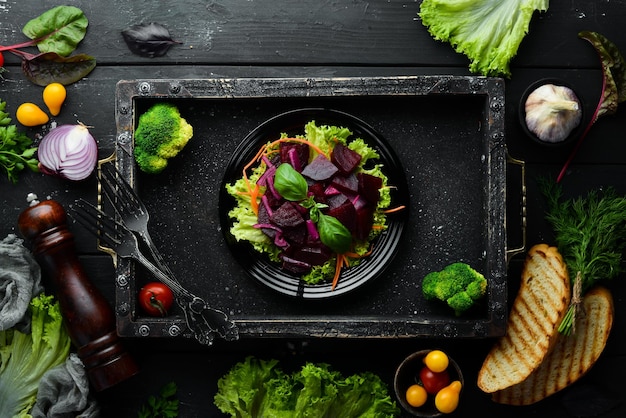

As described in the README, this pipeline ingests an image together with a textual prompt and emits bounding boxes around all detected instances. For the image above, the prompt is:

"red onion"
[38,124,98,181]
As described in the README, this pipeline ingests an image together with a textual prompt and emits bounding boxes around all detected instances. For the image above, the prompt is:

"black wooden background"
[1,1,625,417]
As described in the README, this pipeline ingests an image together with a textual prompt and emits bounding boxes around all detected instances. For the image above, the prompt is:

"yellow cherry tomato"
[405,384,427,408]
[43,82,67,116]
[424,349,449,373]
[16,103,49,127]
[434,380,462,414]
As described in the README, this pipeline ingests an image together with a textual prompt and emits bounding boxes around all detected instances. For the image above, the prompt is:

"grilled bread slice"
[492,286,614,405]
[477,243,570,393]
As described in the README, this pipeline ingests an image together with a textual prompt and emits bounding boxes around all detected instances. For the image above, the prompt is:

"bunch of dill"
[540,178,626,335]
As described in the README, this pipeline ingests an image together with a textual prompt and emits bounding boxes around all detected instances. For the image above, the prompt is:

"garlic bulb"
[524,84,582,143]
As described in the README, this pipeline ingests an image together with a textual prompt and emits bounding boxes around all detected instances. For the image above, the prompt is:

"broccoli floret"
[133,103,193,174]
[422,262,487,316]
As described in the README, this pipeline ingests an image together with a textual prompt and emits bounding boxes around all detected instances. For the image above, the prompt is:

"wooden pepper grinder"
[18,199,139,392]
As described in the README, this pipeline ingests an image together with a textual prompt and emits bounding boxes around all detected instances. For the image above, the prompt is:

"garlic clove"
[523,83,583,144]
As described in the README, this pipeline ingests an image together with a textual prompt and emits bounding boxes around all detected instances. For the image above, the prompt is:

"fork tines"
[99,163,143,216]
[69,198,125,248]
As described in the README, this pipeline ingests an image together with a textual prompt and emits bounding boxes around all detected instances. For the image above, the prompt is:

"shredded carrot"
[332,254,347,290]
[249,183,260,215]
[383,205,406,214]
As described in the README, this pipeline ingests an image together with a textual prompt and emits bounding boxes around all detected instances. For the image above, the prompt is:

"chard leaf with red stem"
[21,5,88,57]
[557,32,626,182]
[14,50,96,86]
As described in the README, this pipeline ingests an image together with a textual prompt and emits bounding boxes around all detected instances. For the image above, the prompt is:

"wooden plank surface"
[1,1,626,417]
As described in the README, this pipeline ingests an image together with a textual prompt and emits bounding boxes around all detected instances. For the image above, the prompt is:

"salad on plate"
[226,119,403,289]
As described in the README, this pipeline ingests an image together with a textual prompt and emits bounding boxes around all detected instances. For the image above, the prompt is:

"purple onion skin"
[38,124,98,181]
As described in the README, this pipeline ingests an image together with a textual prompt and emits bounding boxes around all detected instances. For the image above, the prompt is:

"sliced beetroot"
[292,244,333,266]
[301,154,339,181]
[324,184,341,196]
[331,142,362,174]
[270,201,305,228]
[280,254,312,274]
[355,205,375,241]
[358,172,383,204]
[283,223,308,245]
[331,173,359,194]
[264,191,283,210]
[280,142,309,171]
[307,182,327,204]
[256,206,277,240]
[326,193,350,210]
[327,200,357,234]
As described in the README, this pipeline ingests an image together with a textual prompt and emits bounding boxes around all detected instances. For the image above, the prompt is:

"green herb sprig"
[540,179,626,335]
[137,381,179,418]
[0,100,39,184]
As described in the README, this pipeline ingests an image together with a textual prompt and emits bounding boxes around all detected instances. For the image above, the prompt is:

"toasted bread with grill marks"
[492,286,614,405]
[477,243,571,393]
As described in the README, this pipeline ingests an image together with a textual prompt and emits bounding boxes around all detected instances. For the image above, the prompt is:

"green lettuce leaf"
[214,357,400,418]
[419,0,549,78]
[214,357,285,418]
[0,294,71,417]
[303,121,352,160]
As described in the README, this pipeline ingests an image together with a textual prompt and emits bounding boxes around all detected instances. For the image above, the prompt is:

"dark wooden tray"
[112,76,511,340]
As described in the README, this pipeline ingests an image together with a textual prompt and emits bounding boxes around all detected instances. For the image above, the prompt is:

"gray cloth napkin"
[31,353,100,418]
[0,233,44,332]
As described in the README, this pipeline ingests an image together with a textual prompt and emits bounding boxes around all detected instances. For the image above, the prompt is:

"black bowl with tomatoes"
[394,349,464,417]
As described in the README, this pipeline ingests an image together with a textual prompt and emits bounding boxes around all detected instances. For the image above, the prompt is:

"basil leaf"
[274,163,308,201]
[21,52,96,86]
[22,5,88,57]
[122,23,181,58]
[317,213,352,254]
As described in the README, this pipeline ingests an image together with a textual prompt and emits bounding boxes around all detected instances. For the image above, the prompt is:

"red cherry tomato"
[419,365,450,395]
[0,52,4,68]
[138,282,174,316]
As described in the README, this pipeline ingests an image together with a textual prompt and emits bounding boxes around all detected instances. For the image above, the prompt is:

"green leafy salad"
[226,121,396,287]
[214,356,400,417]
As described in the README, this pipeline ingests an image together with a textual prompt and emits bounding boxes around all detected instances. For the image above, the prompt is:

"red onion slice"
[38,124,98,181]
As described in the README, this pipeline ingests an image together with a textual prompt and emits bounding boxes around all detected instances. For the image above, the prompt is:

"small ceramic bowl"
[519,78,585,147]
[394,349,464,417]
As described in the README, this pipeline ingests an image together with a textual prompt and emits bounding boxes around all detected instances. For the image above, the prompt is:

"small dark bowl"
[519,78,585,147]
[394,350,464,417]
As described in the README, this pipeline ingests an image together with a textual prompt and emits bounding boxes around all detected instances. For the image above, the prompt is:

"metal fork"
[99,163,174,280]
[69,198,239,346]
[98,162,239,343]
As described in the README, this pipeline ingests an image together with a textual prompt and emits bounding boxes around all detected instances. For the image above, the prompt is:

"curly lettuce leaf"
[0,294,71,417]
[214,357,400,418]
[215,357,284,418]
[419,0,549,78]
[303,121,352,159]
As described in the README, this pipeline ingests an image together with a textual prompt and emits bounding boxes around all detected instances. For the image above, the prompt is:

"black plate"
[219,108,409,299]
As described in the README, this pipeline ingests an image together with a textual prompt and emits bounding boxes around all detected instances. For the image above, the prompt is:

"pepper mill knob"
[18,199,139,392]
